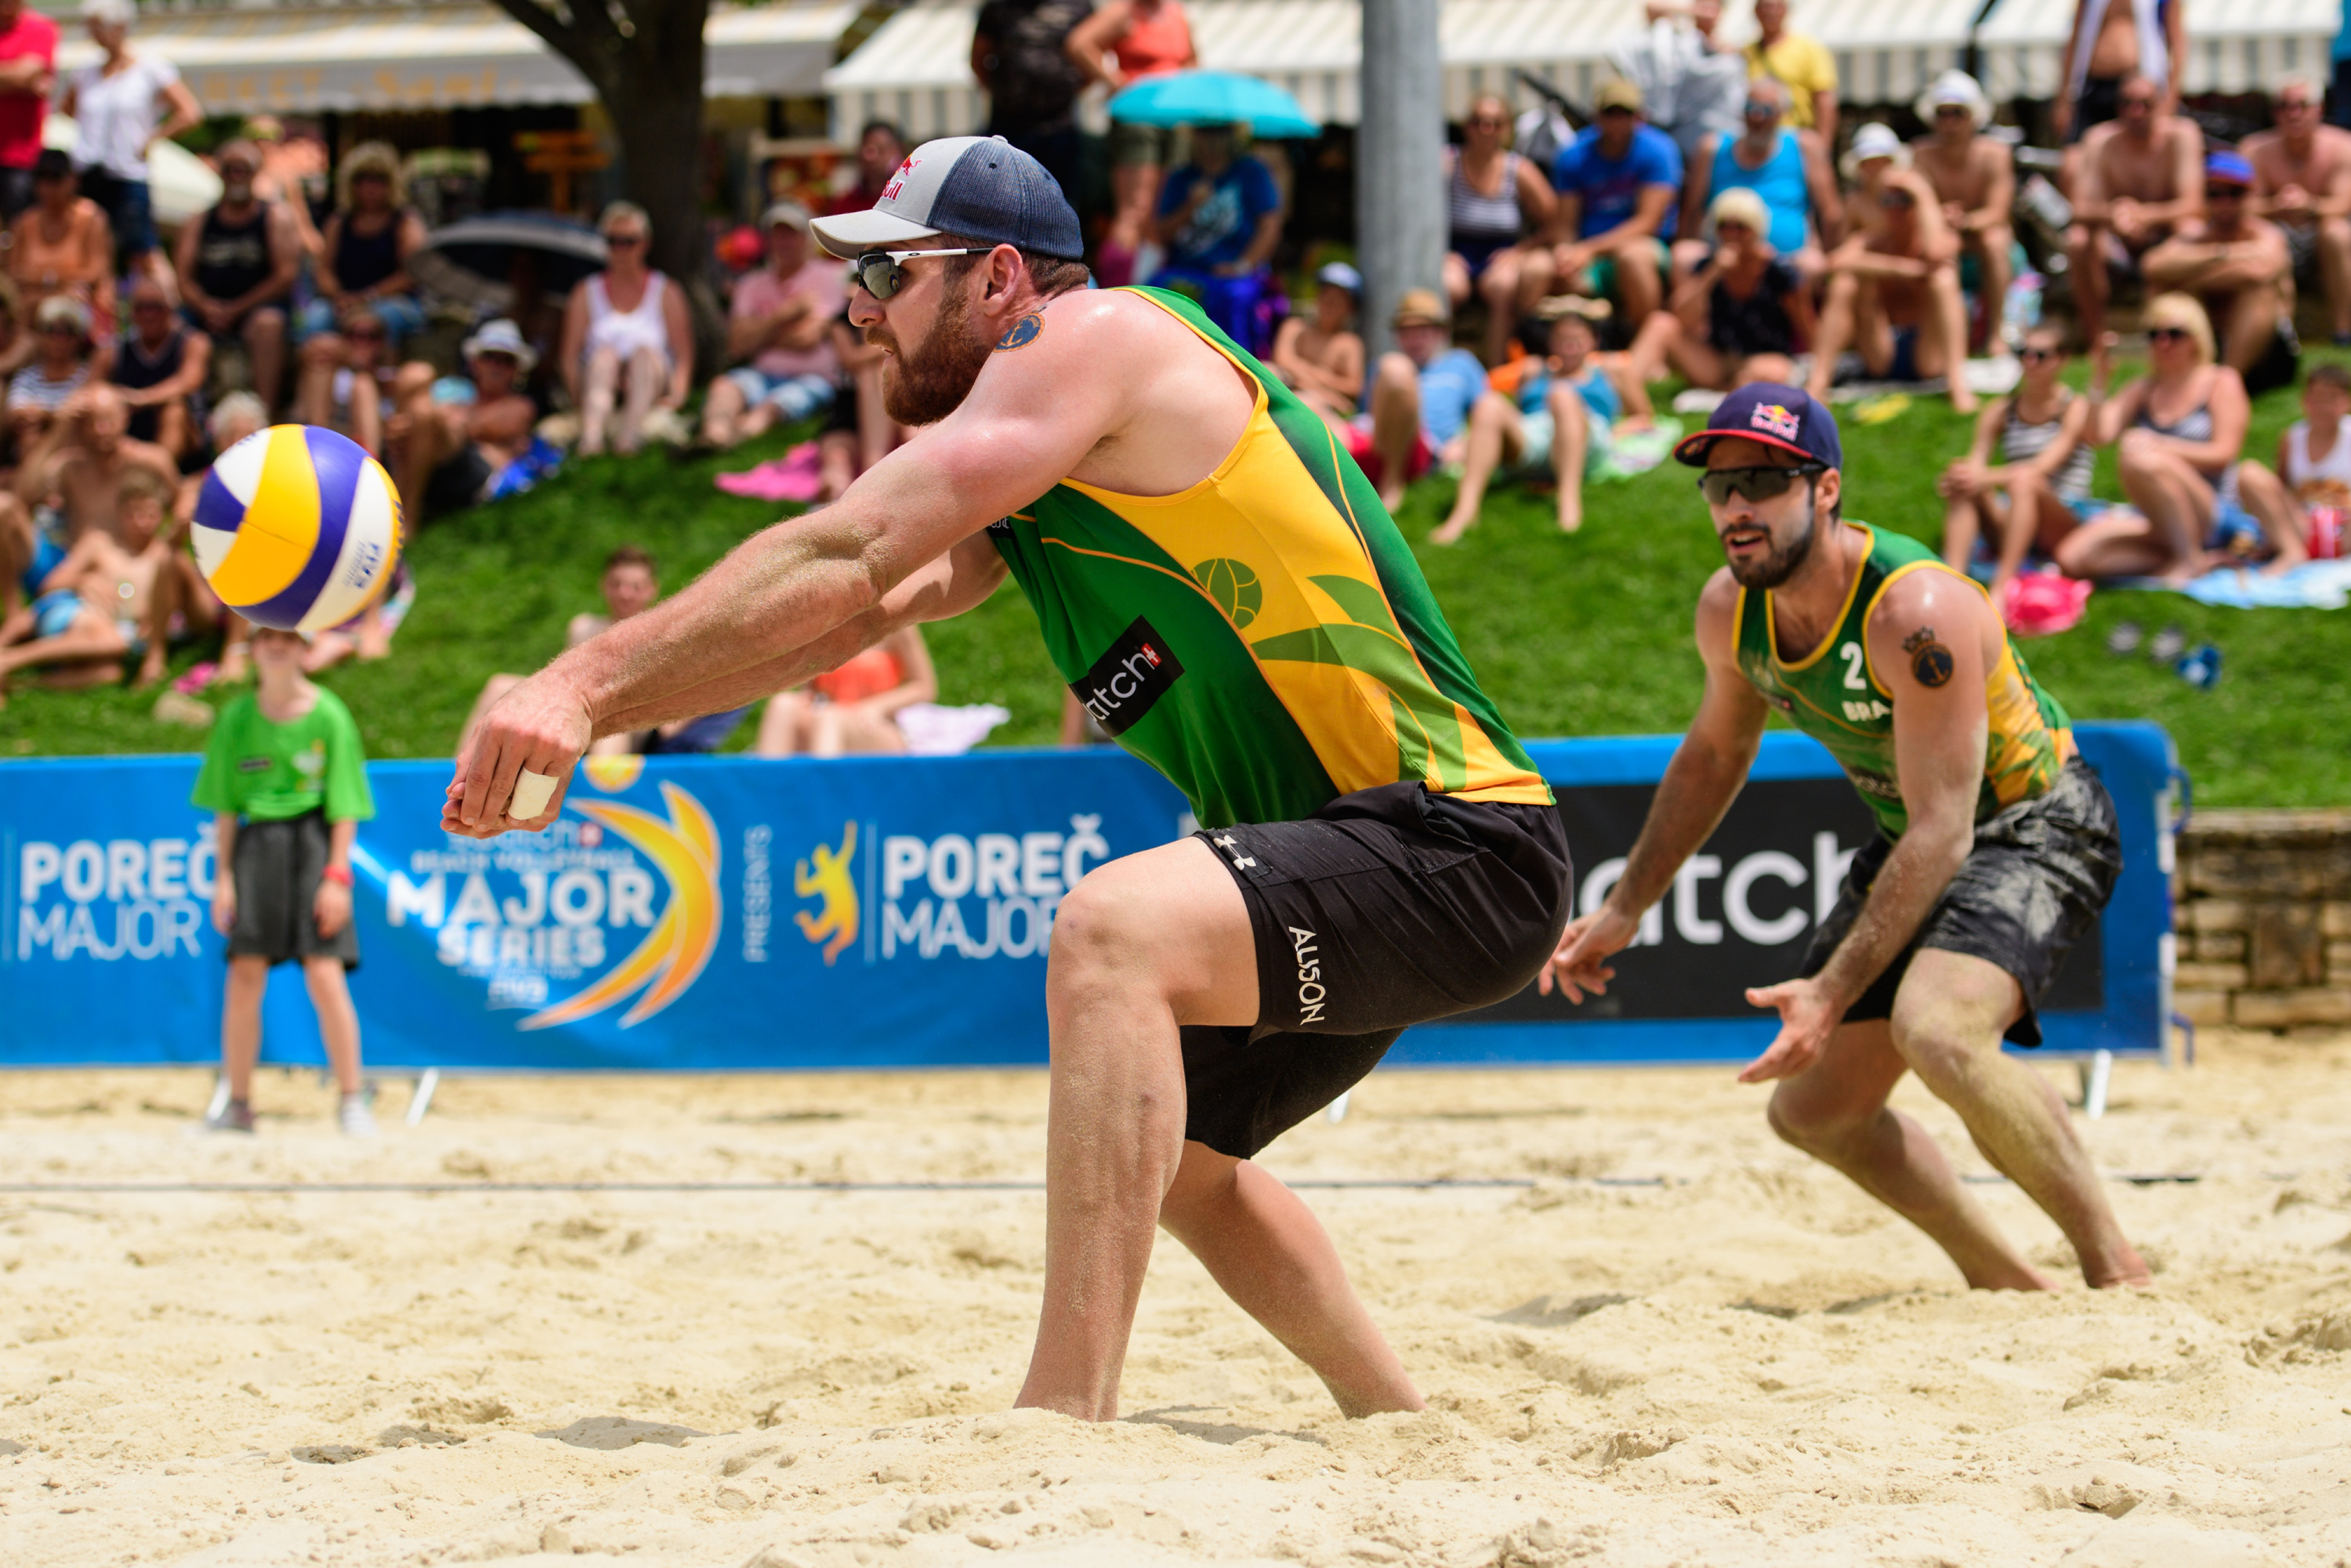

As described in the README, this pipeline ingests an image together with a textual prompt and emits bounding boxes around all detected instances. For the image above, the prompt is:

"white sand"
[2,1031,2349,1566]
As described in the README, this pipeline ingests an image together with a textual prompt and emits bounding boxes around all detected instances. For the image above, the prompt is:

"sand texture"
[2,1030,2349,1566]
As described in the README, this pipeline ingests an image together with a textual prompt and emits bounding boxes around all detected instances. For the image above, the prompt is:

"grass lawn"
[2,353,2344,808]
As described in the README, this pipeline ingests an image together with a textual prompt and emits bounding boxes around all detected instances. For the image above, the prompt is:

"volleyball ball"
[192,425,403,633]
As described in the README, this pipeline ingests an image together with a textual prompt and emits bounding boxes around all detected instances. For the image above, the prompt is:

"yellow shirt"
[1745,32,1837,129]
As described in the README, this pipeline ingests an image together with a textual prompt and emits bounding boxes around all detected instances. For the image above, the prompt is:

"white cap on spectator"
[462,318,538,373]
[35,295,91,340]
[83,0,136,27]
[1316,261,1362,294]
[763,200,812,232]
[1840,122,1910,180]
[1915,69,1991,131]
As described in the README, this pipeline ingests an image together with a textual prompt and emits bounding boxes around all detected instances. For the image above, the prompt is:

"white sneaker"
[338,1096,379,1138]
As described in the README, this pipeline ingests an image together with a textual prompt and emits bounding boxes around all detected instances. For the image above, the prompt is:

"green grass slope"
[2,357,2343,807]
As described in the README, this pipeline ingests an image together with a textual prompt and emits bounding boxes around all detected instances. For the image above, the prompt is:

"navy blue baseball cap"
[1672,383,1843,469]
[810,135,1085,261]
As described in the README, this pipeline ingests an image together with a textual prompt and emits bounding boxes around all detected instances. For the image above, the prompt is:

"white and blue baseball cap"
[810,135,1085,261]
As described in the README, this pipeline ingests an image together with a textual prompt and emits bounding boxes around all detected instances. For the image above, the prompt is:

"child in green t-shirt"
[190,625,378,1136]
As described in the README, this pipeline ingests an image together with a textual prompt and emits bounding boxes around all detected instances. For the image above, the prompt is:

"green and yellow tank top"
[987,286,1552,830]
[1735,523,2073,839]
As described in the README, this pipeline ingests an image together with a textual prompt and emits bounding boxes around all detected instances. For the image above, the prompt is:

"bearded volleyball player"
[1544,386,2149,1291]
[447,139,1570,1419]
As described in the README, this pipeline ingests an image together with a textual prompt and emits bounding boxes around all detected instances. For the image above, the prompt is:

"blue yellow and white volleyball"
[191,425,403,632]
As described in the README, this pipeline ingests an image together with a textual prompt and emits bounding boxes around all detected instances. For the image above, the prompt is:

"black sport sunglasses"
[853,247,991,300]
[1697,463,1825,506]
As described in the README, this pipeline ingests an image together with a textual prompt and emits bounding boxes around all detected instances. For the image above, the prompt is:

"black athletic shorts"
[2070,74,2125,145]
[1799,756,2119,1047]
[227,811,361,970]
[822,378,857,436]
[422,444,494,520]
[1183,782,1571,1159]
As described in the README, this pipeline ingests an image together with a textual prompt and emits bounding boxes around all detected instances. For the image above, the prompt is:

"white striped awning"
[50,1,858,116]
[1976,0,2341,102]
[825,0,1994,141]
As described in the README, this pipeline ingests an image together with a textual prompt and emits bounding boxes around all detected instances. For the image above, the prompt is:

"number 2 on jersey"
[1838,641,1867,690]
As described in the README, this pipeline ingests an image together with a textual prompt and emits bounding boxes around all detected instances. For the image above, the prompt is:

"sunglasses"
[2204,185,2246,200]
[1743,100,1778,116]
[2020,346,2060,363]
[2148,326,2192,343]
[605,233,645,247]
[1697,463,1824,505]
[38,324,78,337]
[220,162,257,176]
[1467,116,1508,129]
[1880,191,1915,210]
[851,247,991,300]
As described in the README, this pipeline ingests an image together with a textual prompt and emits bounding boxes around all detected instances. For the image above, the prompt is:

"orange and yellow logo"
[522,780,719,1030]
[795,821,859,965]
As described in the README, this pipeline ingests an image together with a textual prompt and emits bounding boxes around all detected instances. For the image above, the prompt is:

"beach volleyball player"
[1544,386,2149,1291]
[447,139,1570,1418]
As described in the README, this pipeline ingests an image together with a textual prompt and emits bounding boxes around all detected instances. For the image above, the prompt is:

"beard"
[1722,494,1818,590]
[877,281,992,427]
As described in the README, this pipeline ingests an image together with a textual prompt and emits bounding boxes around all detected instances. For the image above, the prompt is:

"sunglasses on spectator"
[606,233,646,247]
[2020,346,2060,363]
[852,247,991,300]
[1880,190,1915,210]
[1742,100,1777,116]
[2148,326,2193,344]
[1599,106,1636,118]
[1466,115,1508,129]
[1697,463,1825,505]
[2204,184,2247,200]
[221,161,257,176]
[1934,105,1971,118]
[2121,94,2157,110]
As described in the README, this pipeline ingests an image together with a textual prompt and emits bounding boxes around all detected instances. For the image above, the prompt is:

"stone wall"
[2172,810,2351,1030]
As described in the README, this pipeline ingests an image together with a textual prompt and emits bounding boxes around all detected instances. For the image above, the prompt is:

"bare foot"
[1428,518,1469,545]
[1377,485,1406,514]
[2087,1244,2154,1289]
[134,649,168,689]
[356,626,393,661]
[1558,504,1583,535]
[1950,386,1980,415]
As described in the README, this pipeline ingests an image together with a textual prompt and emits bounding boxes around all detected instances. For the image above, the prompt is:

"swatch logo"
[523,781,720,1030]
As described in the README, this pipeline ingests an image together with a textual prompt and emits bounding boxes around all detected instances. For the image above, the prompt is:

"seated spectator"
[386,318,549,523]
[294,141,428,353]
[2145,150,2298,395]
[2065,72,2203,353]
[176,139,302,412]
[2247,77,2351,349]
[9,148,114,340]
[1630,187,1812,393]
[61,0,201,283]
[1444,93,1559,367]
[1676,75,1839,287]
[0,463,205,698]
[1270,261,1365,422]
[292,302,395,454]
[18,382,179,546]
[2270,363,2351,534]
[1936,326,2097,595]
[701,201,846,451]
[2059,296,2300,581]
[1352,288,1486,510]
[1150,122,1283,350]
[755,624,936,758]
[7,295,96,446]
[1432,299,1650,544]
[0,274,29,386]
[107,274,208,459]
[1548,77,1680,330]
[815,302,906,504]
[560,201,692,456]
[1806,125,1976,413]
[825,119,908,217]
[1909,70,2015,352]
[247,114,328,266]
[301,552,413,672]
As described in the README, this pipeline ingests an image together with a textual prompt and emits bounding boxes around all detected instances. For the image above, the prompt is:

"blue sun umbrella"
[1107,71,1320,138]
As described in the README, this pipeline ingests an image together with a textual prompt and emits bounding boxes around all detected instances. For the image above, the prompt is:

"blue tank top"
[1709,129,1809,255]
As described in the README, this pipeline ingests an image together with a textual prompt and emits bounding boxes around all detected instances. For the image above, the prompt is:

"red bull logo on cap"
[1751,403,1802,441]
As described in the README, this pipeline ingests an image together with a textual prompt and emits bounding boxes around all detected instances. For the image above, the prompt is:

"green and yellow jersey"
[1734,523,2073,839]
[987,286,1551,829]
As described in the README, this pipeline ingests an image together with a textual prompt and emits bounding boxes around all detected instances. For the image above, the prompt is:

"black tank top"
[332,208,407,294]
[192,201,276,302]
[110,325,185,393]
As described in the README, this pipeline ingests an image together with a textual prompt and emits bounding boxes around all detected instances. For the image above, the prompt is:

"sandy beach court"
[2,1031,2348,1566]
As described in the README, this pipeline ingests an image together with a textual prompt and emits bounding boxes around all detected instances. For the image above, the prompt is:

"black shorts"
[2070,75,2125,145]
[822,378,857,436]
[1184,782,1571,1159]
[227,811,361,969]
[422,444,495,519]
[1799,757,2120,1046]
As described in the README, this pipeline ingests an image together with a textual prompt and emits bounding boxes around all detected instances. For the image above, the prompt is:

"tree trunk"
[487,0,724,375]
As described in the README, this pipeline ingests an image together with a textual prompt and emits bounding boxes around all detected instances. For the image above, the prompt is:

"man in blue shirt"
[1349,288,1487,510]
[1151,121,1284,350]
[1548,76,1683,328]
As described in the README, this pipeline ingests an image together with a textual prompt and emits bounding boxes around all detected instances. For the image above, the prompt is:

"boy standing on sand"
[192,625,376,1135]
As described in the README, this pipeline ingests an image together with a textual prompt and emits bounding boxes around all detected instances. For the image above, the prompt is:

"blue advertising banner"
[0,723,2178,1071]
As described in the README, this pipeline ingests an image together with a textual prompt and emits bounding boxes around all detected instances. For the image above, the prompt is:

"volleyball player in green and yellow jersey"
[1546,384,2148,1294]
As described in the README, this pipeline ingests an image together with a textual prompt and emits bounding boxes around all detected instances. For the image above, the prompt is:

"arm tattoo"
[1903,625,1954,687]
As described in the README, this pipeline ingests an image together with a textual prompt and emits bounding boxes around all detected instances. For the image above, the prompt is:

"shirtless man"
[15,383,179,541]
[0,464,208,697]
[2065,72,2203,351]
[1545,383,2149,1295]
[2145,150,2298,392]
[1807,125,1976,413]
[1269,261,1365,425]
[1911,71,2016,353]
[2244,76,2351,346]
[386,318,538,522]
[450,136,1570,1421]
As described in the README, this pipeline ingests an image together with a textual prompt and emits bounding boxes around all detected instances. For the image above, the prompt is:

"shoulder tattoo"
[1904,625,1955,687]
[994,313,1045,352]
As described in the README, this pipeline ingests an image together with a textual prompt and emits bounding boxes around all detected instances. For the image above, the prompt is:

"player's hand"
[211,885,236,936]
[444,669,590,838]
[313,876,350,938]
[1737,976,1842,1083]
[1538,904,1637,1003]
